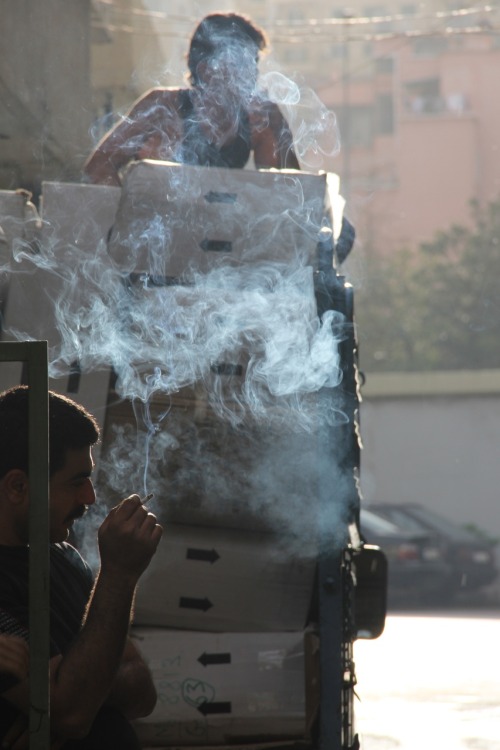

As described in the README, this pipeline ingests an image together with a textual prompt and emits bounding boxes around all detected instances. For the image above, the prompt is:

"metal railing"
[0,341,49,749]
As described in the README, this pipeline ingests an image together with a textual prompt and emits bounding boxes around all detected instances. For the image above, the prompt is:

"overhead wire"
[91,0,500,28]
[91,21,500,43]
[91,1,500,42]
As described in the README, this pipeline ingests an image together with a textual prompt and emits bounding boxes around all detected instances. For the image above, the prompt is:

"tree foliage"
[354,199,500,373]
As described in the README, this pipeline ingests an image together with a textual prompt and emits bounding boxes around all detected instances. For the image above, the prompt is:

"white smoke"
[260,71,341,170]
[7,235,346,419]
[0,57,355,558]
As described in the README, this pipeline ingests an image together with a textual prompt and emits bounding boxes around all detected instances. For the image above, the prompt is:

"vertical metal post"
[317,547,344,749]
[341,10,354,201]
[0,341,50,748]
[314,272,360,750]
[28,343,50,749]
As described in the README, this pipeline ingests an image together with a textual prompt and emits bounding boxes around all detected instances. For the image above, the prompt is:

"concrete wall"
[0,0,91,190]
[359,370,500,542]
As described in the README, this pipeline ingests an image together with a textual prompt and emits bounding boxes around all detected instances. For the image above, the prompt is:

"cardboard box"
[97,389,334,536]
[131,628,309,747]
[0,189,28,246]
[0,190,29,389]
[108,160,331,278]
[40,181,121,248]
[133,524,316,633]
[0,182,120,462]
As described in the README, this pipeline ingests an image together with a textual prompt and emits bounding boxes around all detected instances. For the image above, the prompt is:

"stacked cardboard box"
[107,159,331,277]
[131,628,319,748]
[0,183,120,458]
[132,523,316,633]
[97,162,339,746]
[1,165,343,747]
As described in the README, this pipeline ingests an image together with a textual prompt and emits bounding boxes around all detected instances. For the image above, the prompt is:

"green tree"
[354,198,500,373]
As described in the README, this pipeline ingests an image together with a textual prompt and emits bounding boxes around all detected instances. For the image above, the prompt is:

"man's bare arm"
[83,89,177,186]
[1,496,162,741]
[251,101,300,170]
[0,635,28,683]
[105,636,156,719]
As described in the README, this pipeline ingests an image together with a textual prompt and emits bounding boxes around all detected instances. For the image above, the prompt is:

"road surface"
[354,607,500,749]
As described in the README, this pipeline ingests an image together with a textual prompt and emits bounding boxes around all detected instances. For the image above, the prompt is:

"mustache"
[66,506,88,523]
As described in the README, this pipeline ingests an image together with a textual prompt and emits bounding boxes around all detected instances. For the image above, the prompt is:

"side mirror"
[352,544,388,640]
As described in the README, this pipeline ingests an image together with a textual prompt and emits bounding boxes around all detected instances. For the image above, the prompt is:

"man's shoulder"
[51,542,93,583]
[134,87,184,111]
[52,541,86,564]
[0,545,27,561]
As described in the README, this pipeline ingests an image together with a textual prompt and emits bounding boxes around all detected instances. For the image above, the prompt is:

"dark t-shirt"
[0,543,140,749]
[178,89,252,168]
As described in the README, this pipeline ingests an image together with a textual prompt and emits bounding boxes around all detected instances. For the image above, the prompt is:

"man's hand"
[98,494,162,581]
[2,714,64,750]
[0,635,28,683]
[0,498,161,743]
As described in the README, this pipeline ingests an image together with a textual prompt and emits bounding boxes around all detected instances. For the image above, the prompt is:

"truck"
[0,161,387,749]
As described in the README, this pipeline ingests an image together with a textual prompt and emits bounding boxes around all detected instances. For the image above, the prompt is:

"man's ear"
[2,469,29,505]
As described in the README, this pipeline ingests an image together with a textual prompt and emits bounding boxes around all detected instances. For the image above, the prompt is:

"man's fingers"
[111,497,161,536]
[0,636,29,681]
[113,494,142,518]
[3,714,28,749]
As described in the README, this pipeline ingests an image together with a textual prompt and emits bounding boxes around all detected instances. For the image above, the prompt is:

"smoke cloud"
[260,72,341,170]
[0,61,354,563]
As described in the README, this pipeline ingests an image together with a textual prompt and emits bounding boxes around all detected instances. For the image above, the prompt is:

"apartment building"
[0,0,92,192]
[3,0,500,256]
[316,9,500,254]
[89,1,500,255]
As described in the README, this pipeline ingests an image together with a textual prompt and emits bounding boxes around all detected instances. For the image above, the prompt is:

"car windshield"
[375,508,428,534]
[406,505,477,542]
[361,509,402,536]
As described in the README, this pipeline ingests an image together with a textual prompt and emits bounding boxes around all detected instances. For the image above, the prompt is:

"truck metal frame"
[0,170,386,749]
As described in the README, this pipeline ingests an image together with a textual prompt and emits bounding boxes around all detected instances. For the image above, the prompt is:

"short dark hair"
[0,386,100,479]
[187,12,268,85]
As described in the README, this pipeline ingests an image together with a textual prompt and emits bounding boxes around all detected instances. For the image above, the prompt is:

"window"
[375,93,394,134]
[375,56,394,74]
[337,105,374,148]
[331,43,347,59]
[413,36,448,57]
[403,77,443,114]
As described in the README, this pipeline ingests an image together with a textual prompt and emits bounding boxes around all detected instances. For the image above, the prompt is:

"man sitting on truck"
[83,12,300,186]
[0,385,163,749]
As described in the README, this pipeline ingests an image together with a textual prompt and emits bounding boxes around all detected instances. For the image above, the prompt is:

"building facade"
[360,369,500,545]
[317,16,500,254]
[3,0,500,256]
[0,0,92,193]
[88,1,500,255]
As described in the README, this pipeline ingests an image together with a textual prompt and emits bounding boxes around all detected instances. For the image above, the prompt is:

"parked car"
[369,502,498,596]
[359,508,452,605]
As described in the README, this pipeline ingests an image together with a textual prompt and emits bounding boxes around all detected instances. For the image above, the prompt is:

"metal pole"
[28,343,50,749]
[342,10,354,201]
[314,271,360,750]
[0,341,50,748]
[317,548,344,749]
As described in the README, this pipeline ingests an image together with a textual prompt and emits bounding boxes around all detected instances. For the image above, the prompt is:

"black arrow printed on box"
[199,239,233,253]
[198,652,231,667]
[179,596,213,612]
[197,701,232,716]
[186,547,220,564]
[203,191,237,204]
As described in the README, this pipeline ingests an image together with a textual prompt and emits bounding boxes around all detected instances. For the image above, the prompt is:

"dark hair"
[187,12,268,85]
[0,385,100,479]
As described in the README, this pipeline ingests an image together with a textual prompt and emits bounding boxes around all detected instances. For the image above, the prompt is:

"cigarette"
[140,493,154,506]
